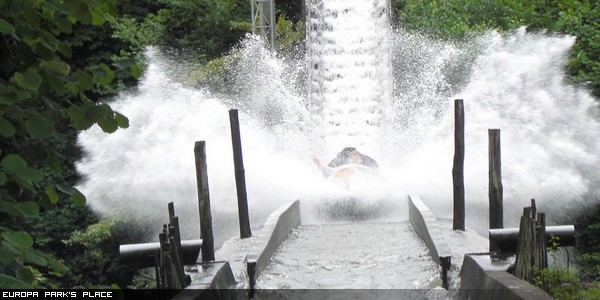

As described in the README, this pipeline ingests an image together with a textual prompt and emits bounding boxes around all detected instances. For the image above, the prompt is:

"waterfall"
[307,0,393,156]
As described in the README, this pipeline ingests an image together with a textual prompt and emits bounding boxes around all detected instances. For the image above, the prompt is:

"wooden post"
[167,203,183,262]
[538,213,548,269]
[452,99,465,231]
[168,202,175,220]
[194,141,215,261]
[159,231,174,288]
[154,248,162,289]
[530,214,538,276]
[488,129,503,229]
[513,202,561,282]
[514,207,532,280]
[168,235,186,289]
[488,129,503,253]
[229,109,252,239]
[169,217,183,266]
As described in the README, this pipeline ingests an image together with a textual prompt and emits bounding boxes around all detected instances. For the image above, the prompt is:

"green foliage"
[141,0,251,63]
[395,0,600,98]
[61,219,136,287]
[127,268,156,289]
[187,55,238,95]
[276,0,304,23]
[533,267,578,299]
[187,13,303,95]
[528,235,600,299]
[575,211,600,281]
[0,0,133,288]
[532,266,600,299]
[275,14,305,54]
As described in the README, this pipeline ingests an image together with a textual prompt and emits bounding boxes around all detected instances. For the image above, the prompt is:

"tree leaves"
[0,117,16,138]
[24,117,55,139]
[70,190,86,207]
[114,112,129,128]
[130,63,142,79]
[13,69,42,92]
[68,102,128,133]
[16,267,36,284]
[15,202,39,218]
[46,150,63,174]
[1,154,44,190]
[0,274,32,289]
[2,231,34,250]
[56,184,87,207]
[0,18,15,34]
[45,186,59,204]
[40,61,71,76]
[0,0,132,288]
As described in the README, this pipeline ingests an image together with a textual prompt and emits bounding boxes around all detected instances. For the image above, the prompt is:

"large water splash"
[388,28,600,231]
[76,8,599,244]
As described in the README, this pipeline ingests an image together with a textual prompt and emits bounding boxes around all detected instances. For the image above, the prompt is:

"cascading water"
[307,0,393,156]
[76,0,600,249]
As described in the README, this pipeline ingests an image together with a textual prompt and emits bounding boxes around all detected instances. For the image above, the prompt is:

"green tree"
[0,0,134,288]
[395,0,600,98]
[153,0,250,63]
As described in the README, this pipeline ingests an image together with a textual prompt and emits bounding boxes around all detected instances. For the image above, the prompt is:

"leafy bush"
[149,0,250,63]
[0,0,134,288]
[62,219,137,288]
[529,235,600,299]
[532,267,600,299]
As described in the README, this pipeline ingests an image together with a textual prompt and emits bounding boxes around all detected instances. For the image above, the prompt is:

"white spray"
[76,5,599,245]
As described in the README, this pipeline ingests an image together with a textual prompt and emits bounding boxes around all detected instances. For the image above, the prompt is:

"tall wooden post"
[488,129,503,251]
[229,109,252,239]
[167,202,183,265]
[194,141,215,261]
[537,212,548,270]
[452,99,465,231]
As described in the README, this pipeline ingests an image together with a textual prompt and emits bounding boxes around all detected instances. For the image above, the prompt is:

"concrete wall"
[171,200,301,299]
[172,261,238,300]
[246,199,301,291]
[459,254,552,300]
[408,195,452,287]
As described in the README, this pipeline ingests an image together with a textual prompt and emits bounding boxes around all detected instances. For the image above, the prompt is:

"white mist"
[76,7,599,247]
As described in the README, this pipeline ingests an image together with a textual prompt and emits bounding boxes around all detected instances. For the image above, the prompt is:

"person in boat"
[313,147,379,177]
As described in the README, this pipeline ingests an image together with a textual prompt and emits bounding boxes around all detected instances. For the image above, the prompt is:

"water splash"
[388,28,600,231]
[76,17,599,244]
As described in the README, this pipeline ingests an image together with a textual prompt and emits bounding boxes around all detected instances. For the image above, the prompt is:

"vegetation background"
[0,0,598,296]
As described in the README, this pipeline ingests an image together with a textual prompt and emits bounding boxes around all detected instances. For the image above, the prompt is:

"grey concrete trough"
[408,194,452,288]
[459,253,552,300]
[246,199,301,291]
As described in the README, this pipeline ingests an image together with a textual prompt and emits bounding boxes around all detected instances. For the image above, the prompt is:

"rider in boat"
[313,147,379,177]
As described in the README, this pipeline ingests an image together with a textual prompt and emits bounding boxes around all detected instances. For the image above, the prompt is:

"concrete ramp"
[255,221,441,289]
